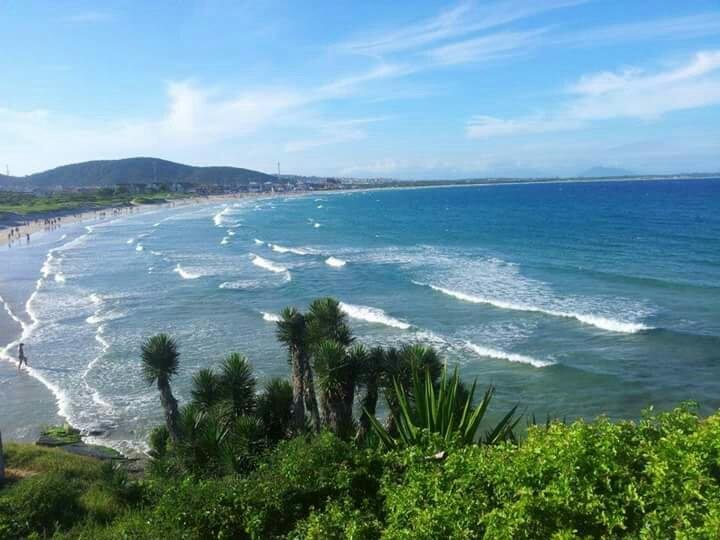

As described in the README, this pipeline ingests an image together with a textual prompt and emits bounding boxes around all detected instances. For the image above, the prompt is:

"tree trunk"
[290,347,305,431]
[303,362,321,433]
[356,382,378,442]
[0,429,5,483]
[158,377,181,443]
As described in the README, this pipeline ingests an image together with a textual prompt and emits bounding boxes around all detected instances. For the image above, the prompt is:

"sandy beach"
[0,193,264,248]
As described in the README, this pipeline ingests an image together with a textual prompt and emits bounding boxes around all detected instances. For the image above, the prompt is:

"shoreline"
[0,190,297,456]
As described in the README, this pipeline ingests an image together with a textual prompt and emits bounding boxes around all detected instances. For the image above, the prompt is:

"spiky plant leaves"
[256,377,294,442]
[190,368,222,411]
[370,366,521,449]
[219,353,256,419]
[306,297,353,349]
[140,333,179,386]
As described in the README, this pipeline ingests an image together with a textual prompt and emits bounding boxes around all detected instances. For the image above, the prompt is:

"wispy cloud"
[467,50,720,138]
[336,0,583,57]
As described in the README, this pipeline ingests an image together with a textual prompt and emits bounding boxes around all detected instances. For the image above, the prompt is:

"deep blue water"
[1,179,719,452]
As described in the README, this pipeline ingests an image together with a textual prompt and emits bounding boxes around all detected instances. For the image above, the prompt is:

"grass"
[40,424,82,445]
[0,190,189,216]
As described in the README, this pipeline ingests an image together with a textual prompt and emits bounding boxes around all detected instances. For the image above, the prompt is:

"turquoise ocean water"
[1,179,719,453]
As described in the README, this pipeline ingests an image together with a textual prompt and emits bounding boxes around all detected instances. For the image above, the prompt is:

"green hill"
[0,157,277,189]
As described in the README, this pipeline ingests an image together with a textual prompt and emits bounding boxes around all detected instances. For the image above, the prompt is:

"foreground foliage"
[3,405,720,538]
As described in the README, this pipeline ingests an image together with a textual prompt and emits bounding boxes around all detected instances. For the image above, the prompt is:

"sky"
[2,0,720,179]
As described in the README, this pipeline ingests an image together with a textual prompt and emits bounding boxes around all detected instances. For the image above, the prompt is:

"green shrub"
[238,432,384,538]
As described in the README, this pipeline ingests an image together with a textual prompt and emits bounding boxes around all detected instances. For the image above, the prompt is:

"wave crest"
[339,302,410,330]
[325,257,346,268]
[417,282,650,334]
[251,254,288,273]
[173,264,202,280]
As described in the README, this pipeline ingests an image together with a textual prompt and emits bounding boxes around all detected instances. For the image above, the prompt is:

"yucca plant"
[367,366,520,448]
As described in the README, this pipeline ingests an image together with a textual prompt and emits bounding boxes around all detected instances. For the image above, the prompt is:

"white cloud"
[467,50,720,138]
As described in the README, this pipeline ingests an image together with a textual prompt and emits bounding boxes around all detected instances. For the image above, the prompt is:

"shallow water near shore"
[1,179,719,454]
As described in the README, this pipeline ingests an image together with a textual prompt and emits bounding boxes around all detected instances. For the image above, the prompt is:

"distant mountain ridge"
[0,157,277,188]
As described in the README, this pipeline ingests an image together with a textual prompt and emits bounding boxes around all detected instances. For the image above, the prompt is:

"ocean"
[1,179,719,454]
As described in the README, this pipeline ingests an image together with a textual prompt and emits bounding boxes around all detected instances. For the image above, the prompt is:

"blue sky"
[2,0,720,178]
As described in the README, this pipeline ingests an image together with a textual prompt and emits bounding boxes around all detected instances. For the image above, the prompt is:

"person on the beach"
[18,343,28,370]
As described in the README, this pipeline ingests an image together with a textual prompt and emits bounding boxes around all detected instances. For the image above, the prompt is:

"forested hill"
[0,157,277,188]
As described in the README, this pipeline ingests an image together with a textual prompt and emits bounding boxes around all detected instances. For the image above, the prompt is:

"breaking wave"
[325,257,346,268]
[416,282,650,334]
[464,341,554,368]
[173,264,202,280]
[339,302,410,330]
[270,243,309,255]
[213,207,232,227]
[261,311,281,323]
[251,254,288,273]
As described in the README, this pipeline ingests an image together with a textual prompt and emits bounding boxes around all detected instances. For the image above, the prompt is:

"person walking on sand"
[18,343,28,370]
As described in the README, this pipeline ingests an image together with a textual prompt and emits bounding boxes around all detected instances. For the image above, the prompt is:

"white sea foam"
[314,223,321,228]
[126,238,135,244]
[251,254,288,273]
[54,273,66,284]
[135,243,144,252]
[254,238,264,245]
[325,257,346,268]
[153,222,161,227]
[86,310,125,325]
[150,250,162,256]
[221,237,230,245]
[213,207,232,227]
[339,302,410,330]
[227,230,236,236]
[317,204,323,209]
[464,341,553,368]
[270,243,309,255]
[261,311,281,323]
[417,282,650,334]
[173,264,202,280]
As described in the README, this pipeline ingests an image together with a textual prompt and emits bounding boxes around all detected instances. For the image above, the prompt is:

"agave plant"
[368,366,520,449]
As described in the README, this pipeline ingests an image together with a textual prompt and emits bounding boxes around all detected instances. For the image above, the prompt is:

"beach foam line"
[415,281,650,334]
[464,341,554,368]
[173,264,202,280]
[339,302,411,330]
[0,249,74,421]
[261,311,281,323]
[250,254,288,273]
[325,257,346,268]
[270,243,309,255]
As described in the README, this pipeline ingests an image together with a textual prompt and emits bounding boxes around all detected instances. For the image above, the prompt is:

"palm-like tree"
[306,297,354,348]
[276,307,312,431]
[220,353,256,419]
[141,333,182,443]
[355,346,387,441]
[256,377,294,442]
[313,340,365,438]
[191,368,222,412]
